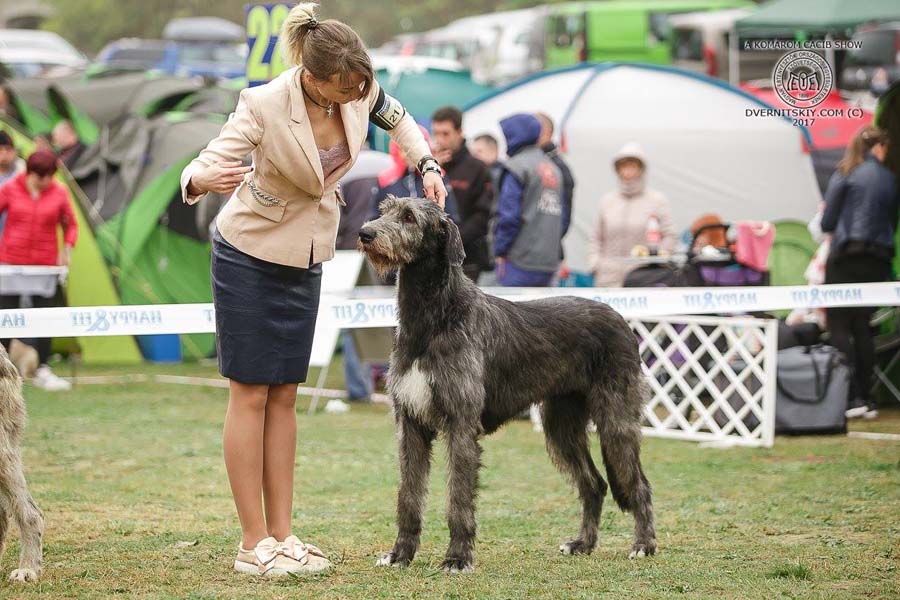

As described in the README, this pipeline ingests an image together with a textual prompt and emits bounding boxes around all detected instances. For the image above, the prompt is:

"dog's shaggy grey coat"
[0,344,44,582]
[360,197,656,573]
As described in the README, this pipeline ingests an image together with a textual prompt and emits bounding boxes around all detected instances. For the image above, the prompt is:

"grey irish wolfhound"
[359,197,656,573]
[0,344,44,582]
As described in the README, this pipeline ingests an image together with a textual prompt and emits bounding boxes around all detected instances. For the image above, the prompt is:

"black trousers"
[1,293,57,365]
[824,253,892,405]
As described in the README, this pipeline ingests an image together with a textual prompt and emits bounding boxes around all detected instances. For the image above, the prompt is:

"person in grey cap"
[588,142,676,288]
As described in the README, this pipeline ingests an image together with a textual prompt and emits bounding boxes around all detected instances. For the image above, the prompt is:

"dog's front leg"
[441,424,481,573]
[377,412,435,568]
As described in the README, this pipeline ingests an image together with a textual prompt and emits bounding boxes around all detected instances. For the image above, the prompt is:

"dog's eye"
[403,212,415,224]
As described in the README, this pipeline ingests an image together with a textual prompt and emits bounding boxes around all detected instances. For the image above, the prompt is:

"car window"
[550,15,583,48]
[111,47,167,63]
[673,28,703,61]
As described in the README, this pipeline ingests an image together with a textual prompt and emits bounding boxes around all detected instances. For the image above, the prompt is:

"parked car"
[95,35,246,80]
[94,38,172,73]
[842,22,900,94]
[670,9,785,83]
[544,0,751,68]
[0,29,87,78]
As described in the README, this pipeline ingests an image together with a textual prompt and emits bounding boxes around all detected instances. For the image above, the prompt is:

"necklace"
[300,74,334,118]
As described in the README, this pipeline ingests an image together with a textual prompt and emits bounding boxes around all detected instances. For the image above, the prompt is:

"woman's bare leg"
[263,383,299,541]
[223,381,270,549]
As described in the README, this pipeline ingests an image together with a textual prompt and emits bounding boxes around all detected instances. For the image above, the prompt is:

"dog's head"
[358,196,465,276]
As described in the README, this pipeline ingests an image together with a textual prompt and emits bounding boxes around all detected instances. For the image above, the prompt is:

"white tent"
[463,63,823,274]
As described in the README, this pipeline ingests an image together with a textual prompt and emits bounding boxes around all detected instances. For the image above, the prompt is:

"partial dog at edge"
[0,343,44,582]
[359,196,656,573]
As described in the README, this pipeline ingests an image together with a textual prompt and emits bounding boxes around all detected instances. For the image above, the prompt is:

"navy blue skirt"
[211,230,321,384]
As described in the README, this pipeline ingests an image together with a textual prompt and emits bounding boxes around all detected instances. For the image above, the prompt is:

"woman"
[821,126,897,420]
[589,142,676,288]
[0,149,77,392]
[180,3,446,577]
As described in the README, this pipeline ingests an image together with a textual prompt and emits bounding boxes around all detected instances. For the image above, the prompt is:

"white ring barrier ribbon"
[0,282,897,338]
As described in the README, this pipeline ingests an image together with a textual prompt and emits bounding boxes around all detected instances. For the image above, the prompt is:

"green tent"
[5,71,205,144]
[174,78,244,115]
[75,112,228,359]
[370,66,493,152]
[768,220,817,287]
[736,0,900,34]
[0,120,142,364]
[46,72,205,145]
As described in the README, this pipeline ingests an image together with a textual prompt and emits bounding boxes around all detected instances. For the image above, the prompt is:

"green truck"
[545,0,752,68]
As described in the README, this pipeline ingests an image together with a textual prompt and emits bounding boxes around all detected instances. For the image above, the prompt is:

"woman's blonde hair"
[837,125,889,176]
[281,2,374,97]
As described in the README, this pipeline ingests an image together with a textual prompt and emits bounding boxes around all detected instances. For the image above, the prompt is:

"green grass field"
[1,362,898,599]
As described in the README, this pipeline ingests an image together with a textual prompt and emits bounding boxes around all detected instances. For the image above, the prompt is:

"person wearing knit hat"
[588,142,676,288]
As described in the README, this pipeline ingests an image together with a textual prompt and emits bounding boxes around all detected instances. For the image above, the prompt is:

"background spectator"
[589,143,676,288]
[494,113,568,287]
[0,150,78,390]
[0,131,22,188]
[431,106,493,282]
[0,131,24,240]
[821,126,898,420]
[535,112,574,280]
[51,120,86,169]
[371,125,458,222]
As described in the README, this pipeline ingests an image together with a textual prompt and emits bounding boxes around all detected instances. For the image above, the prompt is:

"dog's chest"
[389,360,434,422]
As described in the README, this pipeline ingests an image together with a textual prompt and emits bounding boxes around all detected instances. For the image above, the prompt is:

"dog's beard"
[358,239,402,279]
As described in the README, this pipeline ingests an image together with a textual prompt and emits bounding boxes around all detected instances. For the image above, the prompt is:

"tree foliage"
[43,0,572,55]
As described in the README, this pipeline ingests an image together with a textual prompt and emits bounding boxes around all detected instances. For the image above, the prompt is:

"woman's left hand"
[423,172,447,208]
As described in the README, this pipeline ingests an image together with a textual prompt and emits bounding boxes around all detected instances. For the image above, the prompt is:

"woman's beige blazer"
[181,66,429,267]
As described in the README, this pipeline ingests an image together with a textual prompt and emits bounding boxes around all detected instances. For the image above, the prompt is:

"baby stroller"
[623,220,773,290]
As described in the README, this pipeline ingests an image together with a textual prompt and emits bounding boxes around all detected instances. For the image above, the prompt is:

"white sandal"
[234,536,331,577]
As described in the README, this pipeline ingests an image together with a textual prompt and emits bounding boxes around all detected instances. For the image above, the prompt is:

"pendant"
[327,103,334,118]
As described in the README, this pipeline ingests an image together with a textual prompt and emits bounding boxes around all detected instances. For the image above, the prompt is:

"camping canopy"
[371,63,493,152]
[463,63,823,274]
[73,112,229,358]
[736,0,900,34]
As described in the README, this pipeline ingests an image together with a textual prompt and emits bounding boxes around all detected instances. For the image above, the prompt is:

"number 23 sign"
[245,3,293,87]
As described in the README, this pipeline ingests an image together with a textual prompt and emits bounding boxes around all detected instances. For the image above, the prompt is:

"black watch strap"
[418,155,439,174]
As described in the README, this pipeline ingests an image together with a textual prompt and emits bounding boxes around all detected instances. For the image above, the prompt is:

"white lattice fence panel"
[631,315,778,447]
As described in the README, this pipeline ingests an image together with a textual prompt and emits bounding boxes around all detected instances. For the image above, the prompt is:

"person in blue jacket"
[493,113,571,287]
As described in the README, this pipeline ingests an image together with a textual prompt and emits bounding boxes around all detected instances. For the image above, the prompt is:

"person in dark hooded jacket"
[493,113,570,287]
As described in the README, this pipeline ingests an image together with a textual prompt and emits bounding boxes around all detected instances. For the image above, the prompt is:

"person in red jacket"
[0,149,78,391]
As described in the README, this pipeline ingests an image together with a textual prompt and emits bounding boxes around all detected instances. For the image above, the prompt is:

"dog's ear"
[441,216,466,267]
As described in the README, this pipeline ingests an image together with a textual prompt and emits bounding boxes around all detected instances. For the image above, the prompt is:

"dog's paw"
[8,568,39,583]
[440,557,474,574]
[559,539,595,555]
[375,551,410,568]
[628,540,657,559]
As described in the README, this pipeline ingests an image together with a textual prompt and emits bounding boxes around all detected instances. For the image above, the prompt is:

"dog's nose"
[359,228,376,244]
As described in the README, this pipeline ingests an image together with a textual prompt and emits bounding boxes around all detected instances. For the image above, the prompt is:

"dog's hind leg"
[543,396,607,555]
[0,503,9,565]
[592,377,656,559]
[377,411,435,568]
[2,463,43,582]
[441,423,481,573]
[3,475,43,583]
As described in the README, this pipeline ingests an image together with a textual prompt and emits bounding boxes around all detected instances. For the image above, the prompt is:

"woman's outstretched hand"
[188,161,253,196]
[422,171,447,208]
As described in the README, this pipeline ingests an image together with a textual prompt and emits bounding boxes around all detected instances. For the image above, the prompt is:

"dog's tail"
[592,372,652,513]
